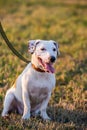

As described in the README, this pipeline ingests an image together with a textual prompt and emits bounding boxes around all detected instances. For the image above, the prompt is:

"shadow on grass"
[0,100,87,130]
[48,106,87,126]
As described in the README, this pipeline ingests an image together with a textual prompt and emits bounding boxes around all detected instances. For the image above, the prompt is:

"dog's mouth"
[38,57,55,73]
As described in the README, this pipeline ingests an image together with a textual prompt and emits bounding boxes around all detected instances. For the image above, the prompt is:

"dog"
[2,40,60,120]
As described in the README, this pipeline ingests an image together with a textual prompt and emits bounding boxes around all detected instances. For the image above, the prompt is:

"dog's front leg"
[40,92,51,120]
[22,87,31,120]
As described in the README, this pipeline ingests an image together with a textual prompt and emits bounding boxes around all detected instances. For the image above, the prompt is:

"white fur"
[2,40,59,120]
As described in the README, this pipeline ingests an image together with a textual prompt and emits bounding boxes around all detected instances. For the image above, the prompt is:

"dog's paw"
[1,112,8,117]
[1,113,10,119]
[42,116,51,121]
[41,112,51,121]
[22,113,30,120]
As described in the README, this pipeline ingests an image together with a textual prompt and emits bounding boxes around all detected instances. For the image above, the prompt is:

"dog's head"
[28,40,60,73]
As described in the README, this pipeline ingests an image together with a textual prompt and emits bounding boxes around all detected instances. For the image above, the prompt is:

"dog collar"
[32,64,46,73]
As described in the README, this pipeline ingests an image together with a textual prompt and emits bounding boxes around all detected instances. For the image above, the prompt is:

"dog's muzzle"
[37,56,55,73]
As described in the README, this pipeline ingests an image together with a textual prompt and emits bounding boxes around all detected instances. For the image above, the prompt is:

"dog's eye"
[41,48,46,51]
[53,48,56,51]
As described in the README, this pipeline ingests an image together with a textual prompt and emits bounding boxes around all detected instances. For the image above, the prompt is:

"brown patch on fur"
[32,63,45,72]
[13,80,17,88]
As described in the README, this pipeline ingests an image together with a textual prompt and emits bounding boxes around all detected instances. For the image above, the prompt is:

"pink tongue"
[44,63,55,73]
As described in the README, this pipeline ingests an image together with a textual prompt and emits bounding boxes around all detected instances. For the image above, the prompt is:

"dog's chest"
[27,72,55,104]
[29,87,48,106]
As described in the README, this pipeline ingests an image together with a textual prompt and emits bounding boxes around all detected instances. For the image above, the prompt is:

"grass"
[0,0,87,129]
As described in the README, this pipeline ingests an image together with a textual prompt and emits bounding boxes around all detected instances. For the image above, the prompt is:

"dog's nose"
[50,56,56,63]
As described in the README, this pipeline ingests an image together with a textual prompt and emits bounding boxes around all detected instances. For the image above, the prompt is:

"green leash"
[0,22,30,63]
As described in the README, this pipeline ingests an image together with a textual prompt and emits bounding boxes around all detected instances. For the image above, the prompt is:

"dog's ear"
[50,40,60,56]
[54,42,60,56]
[28,40,41,54]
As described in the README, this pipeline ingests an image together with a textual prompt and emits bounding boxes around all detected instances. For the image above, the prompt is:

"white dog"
[2,40,60,120]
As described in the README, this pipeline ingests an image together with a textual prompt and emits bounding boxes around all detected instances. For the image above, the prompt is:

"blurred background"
[0,0,87,129]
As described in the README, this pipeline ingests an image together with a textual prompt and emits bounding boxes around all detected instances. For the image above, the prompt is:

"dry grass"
[0,0,87,129]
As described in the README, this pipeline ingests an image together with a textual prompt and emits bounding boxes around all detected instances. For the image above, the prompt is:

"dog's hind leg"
[2,88,15,117]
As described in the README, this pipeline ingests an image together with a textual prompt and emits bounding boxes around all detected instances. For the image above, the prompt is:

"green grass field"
[0,0,87,129]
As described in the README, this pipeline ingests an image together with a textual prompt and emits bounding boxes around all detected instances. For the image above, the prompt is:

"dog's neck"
[32,63,45,73]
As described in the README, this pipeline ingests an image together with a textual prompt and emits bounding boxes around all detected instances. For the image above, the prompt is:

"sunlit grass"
[0,0,87,129]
